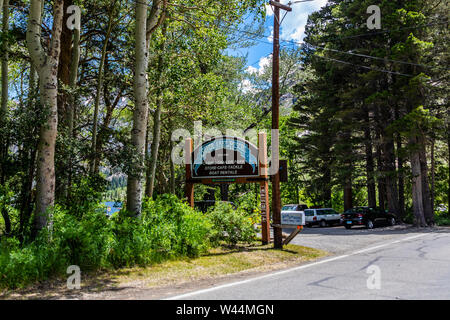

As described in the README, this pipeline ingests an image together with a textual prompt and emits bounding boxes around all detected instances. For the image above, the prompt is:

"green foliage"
[0,195,215,289]
[435,212,450,226]
[0,234,62,289]
[65,176,107,218]
[207,202,258,247]
[107,215,152,267]
[52,206,114,270]
[108,195,212,267]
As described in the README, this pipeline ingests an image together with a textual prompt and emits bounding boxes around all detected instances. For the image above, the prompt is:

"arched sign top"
[191,136,259,179]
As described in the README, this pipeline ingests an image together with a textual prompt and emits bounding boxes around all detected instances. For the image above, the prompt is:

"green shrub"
[207,202,258,246]
[0,194,215,289]
[108,194,212,267]
[0,234,63,289]
[436,210,450,226]
[52,206,114,270]
[108,215,153,267]
[142,194,212,260]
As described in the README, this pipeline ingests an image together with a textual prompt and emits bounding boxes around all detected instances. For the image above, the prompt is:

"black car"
[342,207,397,229]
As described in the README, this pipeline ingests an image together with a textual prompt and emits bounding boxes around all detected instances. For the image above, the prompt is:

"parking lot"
[283,224,438,254]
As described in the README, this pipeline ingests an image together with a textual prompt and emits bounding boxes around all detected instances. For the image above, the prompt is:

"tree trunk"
[57,0,73,123]
[93,82,123,174]
[409,136,427,227]
[91,7,114,175]
[376,142,386,209]
[18,54,40,241]
[1,207,10,235]
[127,1,150,215]
[344,179,353,211]
[383,138,400,215]
[395,107,406,220]
[430,138,435,214]
[127,0,165,215]
[27,0,64,234]
[418,134,434,225]
[364,110,377,207]
[146,100,162,199]
[374,107,387,209]
[146,87,163,199]
[66,24,80,199]
[68,27,79,138]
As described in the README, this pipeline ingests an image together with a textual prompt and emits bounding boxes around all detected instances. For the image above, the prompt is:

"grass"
[107,242,328,288]
[1,242,328,299]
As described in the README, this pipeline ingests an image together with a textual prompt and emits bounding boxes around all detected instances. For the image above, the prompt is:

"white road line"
[165,232,431,300]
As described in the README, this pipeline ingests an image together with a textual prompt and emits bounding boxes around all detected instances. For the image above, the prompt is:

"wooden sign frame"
[185,132,271,244]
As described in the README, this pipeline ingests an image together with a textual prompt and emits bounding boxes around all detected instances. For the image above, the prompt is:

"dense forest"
[0,0,448,254]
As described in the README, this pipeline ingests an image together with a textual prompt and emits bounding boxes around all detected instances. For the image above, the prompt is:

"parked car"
[304,208,341,227]
[342,206,397,229]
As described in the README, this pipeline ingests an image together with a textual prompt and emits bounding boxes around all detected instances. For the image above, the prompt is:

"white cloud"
[240,79,256,94]
[265,4,274,17]
[266,0,328,43]
[267,26,274,43]
[246,66,258,74]
[246,55,272,76]
[258,56,272,72]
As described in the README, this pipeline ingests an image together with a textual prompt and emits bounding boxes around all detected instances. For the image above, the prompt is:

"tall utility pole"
[270,0,313,249]
[270,0,291,249]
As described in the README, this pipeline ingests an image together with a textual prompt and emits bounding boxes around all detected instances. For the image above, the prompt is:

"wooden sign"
[185,133,271,244]
[191,136,259,179]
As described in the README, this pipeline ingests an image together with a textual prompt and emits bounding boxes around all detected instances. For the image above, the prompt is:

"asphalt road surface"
[168,226,450,300]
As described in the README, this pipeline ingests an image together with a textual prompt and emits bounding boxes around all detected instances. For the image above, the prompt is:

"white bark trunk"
[27,0,64,233]
[127,1,149,215]
[127,0,166,215]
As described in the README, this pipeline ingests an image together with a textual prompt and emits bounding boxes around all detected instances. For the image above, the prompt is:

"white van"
[304,208,341,227]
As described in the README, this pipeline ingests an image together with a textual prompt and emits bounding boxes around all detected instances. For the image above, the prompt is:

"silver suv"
[304,208,341,227]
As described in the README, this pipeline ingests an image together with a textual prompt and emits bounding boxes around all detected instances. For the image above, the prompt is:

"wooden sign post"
[259,132,271,244]
[185,138,194,208]
[185,134,272,245]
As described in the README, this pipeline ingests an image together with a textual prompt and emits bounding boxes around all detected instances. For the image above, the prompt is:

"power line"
[135,5,444,77]
[304,43,439,70]
[320,20,448,42]
[216,21,445,71]
[315,55,415,77]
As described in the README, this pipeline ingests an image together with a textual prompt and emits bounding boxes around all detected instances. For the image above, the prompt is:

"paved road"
[168,227,450,300]
[286,224,427,254]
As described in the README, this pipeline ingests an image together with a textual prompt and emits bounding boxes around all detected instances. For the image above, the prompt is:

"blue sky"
[232,0,328,73]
